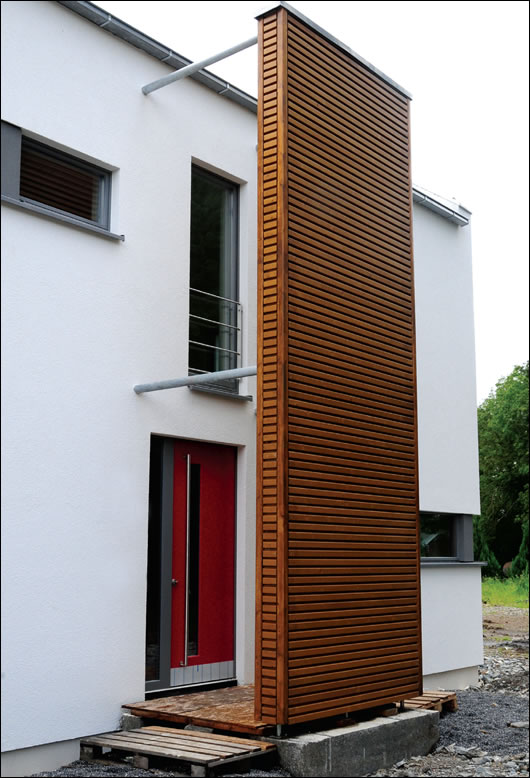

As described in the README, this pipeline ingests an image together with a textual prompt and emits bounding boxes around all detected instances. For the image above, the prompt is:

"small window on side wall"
[1,121,111,231]
[20,138,110,228]
[420,513,475,562]
[420,513,456,558]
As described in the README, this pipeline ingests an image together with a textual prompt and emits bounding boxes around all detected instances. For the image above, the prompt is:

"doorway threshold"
[145,678,237,700]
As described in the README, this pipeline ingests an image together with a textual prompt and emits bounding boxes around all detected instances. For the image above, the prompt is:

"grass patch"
[482,575,529,608]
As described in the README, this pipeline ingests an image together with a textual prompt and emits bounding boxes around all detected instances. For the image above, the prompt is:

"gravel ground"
[31,606,529,778]
[438,690,529,754]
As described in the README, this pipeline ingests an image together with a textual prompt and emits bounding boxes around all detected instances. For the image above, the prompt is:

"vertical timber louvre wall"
[256,3,422,727]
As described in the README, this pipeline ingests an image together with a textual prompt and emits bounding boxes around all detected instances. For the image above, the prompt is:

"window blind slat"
[20,141,103,224]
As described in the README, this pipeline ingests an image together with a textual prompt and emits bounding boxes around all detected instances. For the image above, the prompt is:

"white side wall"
[414,206,483,688]
[413,204,481,515]
[1,0,256,753]
[420,565,483,677]
[0,739,80,778]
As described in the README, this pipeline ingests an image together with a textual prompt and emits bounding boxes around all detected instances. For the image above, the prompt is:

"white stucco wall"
[413,204,481,515]
[1,0,257,753]
[420,565,483,676]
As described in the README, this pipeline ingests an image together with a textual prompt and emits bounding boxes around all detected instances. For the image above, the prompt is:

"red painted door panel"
[171,440,236,670]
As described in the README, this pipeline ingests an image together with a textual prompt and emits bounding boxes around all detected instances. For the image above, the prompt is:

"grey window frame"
[1,121,121,240]
[420,512,474,563]
[188,165,241,397]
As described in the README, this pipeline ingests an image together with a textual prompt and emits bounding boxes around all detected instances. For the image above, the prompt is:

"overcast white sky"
[99,0,529,403]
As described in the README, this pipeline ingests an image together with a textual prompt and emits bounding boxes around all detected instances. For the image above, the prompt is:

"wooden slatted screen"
[256,4,422,726]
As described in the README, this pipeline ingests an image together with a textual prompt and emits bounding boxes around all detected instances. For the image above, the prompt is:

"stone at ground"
[273,710,439,777]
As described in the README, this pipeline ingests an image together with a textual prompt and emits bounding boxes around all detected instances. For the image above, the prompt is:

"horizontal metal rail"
[190,313,240,331]
[142,36,258,95]
[190,287,240,306]
[189,339,239,356]
[134,365,257,394]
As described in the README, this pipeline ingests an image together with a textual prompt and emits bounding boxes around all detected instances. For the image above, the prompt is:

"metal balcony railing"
[188,288,242,394]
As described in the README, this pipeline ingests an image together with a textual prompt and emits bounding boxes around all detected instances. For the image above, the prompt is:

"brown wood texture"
[124,685,270,735]
[80,726,275,770]
[255,7,288,725]
[256,5,421,726]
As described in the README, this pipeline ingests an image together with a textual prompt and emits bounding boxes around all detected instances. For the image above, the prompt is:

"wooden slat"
[81,734,213,764]
[98,730,238,757]
[81,725,276,772]
[256,5,284,727]
[123,685,269,735]
[143,726,273,751]
[256,6,421,727]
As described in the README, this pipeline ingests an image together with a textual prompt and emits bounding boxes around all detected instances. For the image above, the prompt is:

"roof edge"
[57,0,258,113]
[413,185,471,226]
[255,0,412,100]
[57,2,466,222]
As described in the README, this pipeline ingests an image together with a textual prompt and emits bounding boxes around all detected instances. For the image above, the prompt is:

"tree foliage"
[474,361,529,575]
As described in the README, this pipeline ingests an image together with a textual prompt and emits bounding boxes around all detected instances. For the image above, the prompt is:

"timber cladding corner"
[255,2,422,726]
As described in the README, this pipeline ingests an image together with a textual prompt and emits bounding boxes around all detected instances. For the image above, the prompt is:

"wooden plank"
[288,683,421,723]
[287,32,410,126]
[124,685,268,735]
[275,5,290,728]
[287,147,410,227]
[95,731,236,758]
[256,10,277,725]
[287,16,409,117]
[81,734,213,764]
[81,726,277,775]
[144,726,274,750]
[123,730,256,756]
[415,691,458,712]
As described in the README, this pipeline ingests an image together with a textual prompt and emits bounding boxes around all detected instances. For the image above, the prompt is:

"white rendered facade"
[1,2,482,774]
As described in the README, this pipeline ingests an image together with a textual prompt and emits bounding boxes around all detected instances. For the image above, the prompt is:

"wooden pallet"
[80,725,276,777]
[403,690,458,713]
[123,684,270,735]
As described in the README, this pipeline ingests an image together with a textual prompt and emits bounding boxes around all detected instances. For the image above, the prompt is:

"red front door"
[170,440,236,680]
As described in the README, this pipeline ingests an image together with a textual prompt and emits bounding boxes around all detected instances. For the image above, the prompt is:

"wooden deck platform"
[123,684,271,735]
[403,690,458,713]
[123,685,458,736]
[80,725,275,777]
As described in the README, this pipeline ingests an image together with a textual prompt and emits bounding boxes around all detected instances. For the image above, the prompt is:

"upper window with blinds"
[1,122,113,235]
[19,137,110,229]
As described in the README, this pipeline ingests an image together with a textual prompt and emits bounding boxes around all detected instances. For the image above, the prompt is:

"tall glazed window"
[188,166,240,394]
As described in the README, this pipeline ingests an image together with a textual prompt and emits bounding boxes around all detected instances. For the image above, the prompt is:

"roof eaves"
[57,3,468,223]
[412,186,471,227]
[57,0,258,113]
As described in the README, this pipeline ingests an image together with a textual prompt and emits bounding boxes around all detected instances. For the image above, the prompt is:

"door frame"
[145,437,174,693]
[145,436,238,693]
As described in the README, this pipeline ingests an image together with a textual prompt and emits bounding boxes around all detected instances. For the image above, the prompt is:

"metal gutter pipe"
[134,365,257,394]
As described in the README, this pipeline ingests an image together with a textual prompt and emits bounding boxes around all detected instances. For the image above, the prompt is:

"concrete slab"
[119,712,143,731]
[273,709,439,777]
